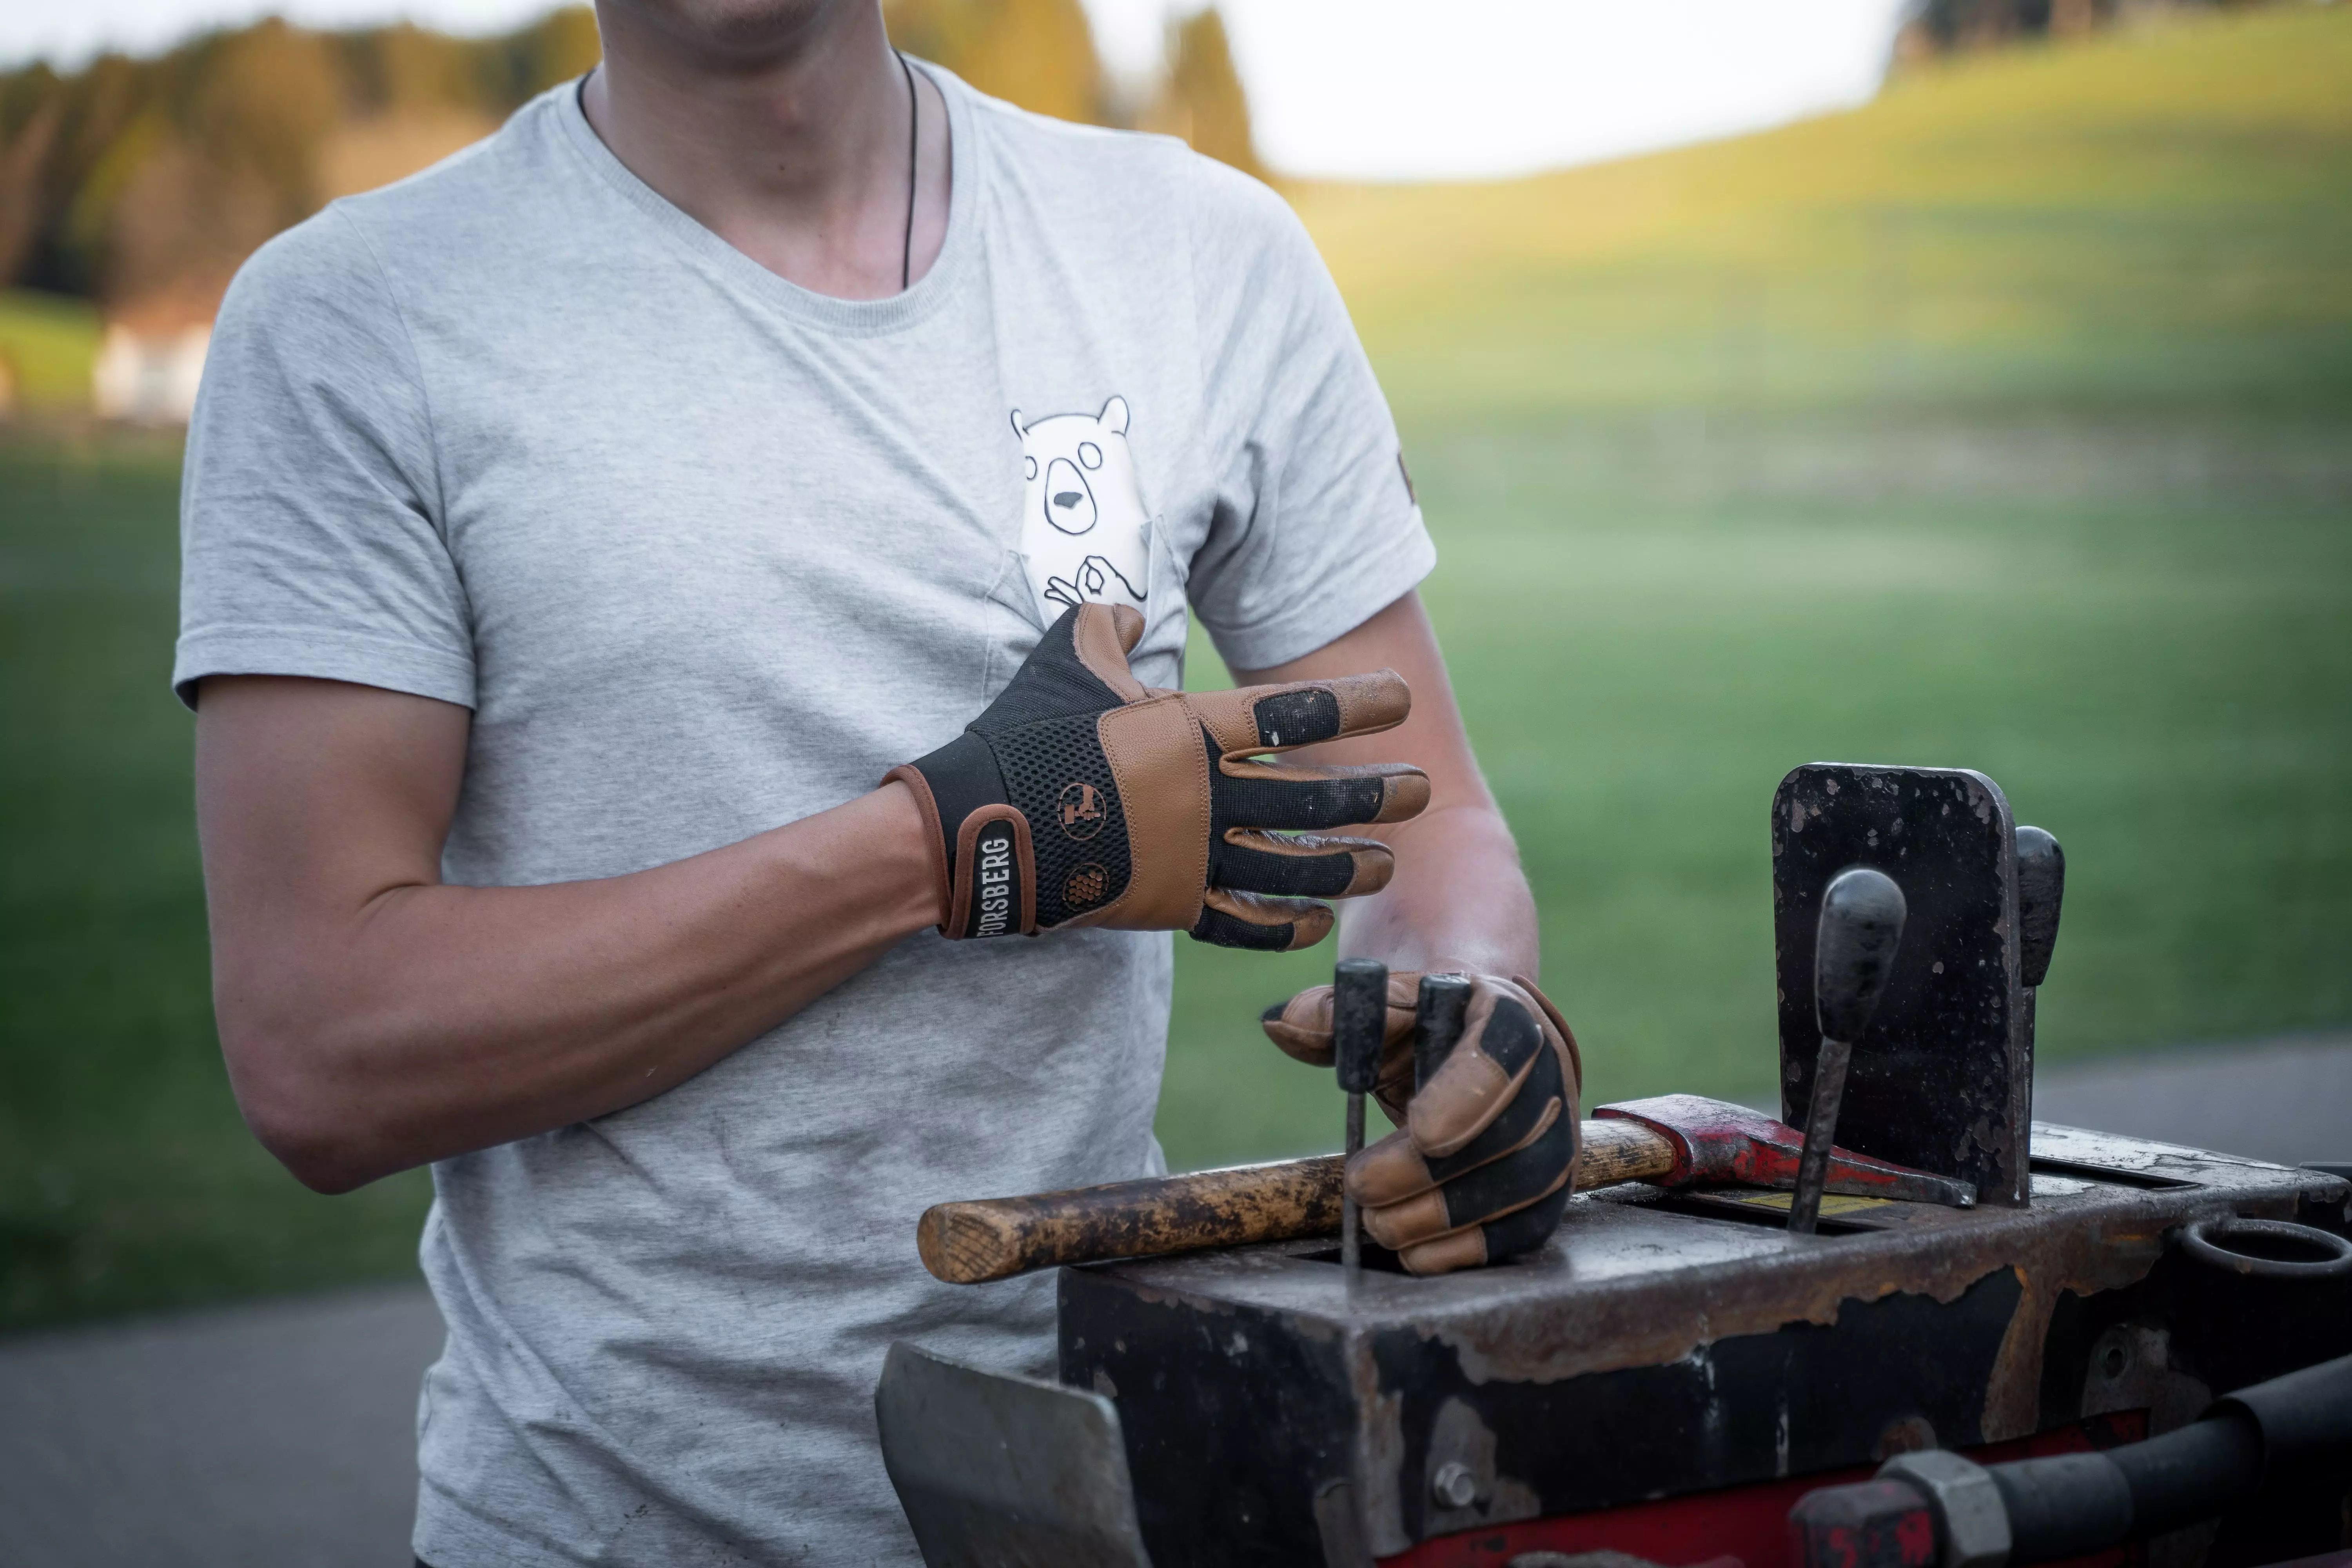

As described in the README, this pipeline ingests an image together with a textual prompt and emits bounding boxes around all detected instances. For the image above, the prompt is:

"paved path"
[0,1281,440,1568]
[2,1035,2345,1566]
[2032,1032,2351,1168]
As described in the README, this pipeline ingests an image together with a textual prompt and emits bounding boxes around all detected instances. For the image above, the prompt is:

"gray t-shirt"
[176,64,1431,1567]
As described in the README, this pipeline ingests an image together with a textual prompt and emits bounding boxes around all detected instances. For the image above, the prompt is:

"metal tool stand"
[1056,1127,2352,1567]
[880,763,2352,1568]
[1773,764,2037,1207]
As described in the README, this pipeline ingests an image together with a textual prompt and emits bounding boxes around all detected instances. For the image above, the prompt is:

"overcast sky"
[2,0,1910,182]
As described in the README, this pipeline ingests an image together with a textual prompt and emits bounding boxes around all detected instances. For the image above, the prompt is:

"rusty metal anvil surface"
[1054,1127,2352,1566]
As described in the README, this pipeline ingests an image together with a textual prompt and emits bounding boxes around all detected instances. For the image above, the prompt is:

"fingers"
[1363,1114,1577,1252]
[1348,1043,1566,1207]
[1261,995,1336,1068]
[1261,975,1419,1083]
[1189,887,1332,953]
[1066,603,1147,701]
[1397,1182,1576,1276]
[1214,760,1430,832]
[1212,829,1393,900]
[1341,974,1582,1274]
[1187,670,1412,757]
[1406,983,1553,1158]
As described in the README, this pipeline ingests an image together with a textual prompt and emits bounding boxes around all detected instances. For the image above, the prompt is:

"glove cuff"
[946,807,1036,937]
[886,733,1040,939]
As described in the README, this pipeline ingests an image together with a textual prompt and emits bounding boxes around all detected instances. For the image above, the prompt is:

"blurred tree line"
[0,12,599,316]
[0,1,1258,319]
[1895,0,2265,56]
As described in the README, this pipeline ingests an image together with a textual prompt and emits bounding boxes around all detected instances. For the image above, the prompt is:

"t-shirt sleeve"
[173,206,474,711]
[1179,157,1434,675]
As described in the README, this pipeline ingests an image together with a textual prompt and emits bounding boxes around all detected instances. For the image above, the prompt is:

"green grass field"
[0,291,101,412]
[1158,409,2352,1166]
[2,7,2348,1327]
[0,439,436,1327]
[1161,5,2352,1166]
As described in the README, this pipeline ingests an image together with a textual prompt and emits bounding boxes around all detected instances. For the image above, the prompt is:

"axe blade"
[1593,1093,1977,1209]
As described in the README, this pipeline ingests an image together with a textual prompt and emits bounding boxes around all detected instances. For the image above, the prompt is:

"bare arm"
[195,675,941,1194]
[1233,590,1537,979]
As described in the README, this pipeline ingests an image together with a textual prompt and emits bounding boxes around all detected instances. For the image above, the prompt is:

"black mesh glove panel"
[886,603,1429,950]
[1264,972,1581,1274]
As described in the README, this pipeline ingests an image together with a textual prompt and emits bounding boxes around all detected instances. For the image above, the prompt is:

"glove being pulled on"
[887,603,1429,950]
[1264,971,1581,1274]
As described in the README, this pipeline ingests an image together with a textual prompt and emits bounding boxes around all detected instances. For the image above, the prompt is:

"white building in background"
[77,107,491,427]
[92,304,211,424]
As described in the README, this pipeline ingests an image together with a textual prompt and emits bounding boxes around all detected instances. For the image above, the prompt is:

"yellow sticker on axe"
[1715,1190,1899,1217]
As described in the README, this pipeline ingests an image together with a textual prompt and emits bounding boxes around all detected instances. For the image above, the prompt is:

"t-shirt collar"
[554,56,976,337]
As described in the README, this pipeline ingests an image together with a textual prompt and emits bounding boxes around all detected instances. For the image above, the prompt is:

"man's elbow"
[218,1014,399,1195]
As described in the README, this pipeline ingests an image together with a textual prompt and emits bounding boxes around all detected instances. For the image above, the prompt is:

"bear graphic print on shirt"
[1011,396,1150,623]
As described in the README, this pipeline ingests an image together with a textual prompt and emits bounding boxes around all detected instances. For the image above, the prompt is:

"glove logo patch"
[1063,863,1110,908]
[969,820,1022,938]
[1057,781,1108,840]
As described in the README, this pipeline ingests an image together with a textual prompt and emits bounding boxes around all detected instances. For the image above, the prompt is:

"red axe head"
[1594,1094,1976,1208]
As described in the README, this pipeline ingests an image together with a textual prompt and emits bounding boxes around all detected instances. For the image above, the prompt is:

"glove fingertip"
[1399,1229,1490,1277]
[1330,668,1412,738]
[1283,904,1335,951]
[1375,771,1432,824]
[1262,1012,1335,1067]
[1341,845,1396,898]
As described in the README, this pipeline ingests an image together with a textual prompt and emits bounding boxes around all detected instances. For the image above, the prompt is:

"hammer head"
[1595,1093,1976,1208]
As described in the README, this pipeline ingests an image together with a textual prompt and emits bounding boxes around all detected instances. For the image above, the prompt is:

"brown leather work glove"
[887,603,1429,949]
[1264,972,1581,1274]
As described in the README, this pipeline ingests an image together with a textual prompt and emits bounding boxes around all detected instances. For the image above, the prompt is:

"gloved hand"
[887,603,1429,949]
[1263,972,1580,1274]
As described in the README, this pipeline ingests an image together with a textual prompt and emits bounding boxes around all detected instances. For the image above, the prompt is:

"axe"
[917,1093,1973,1285]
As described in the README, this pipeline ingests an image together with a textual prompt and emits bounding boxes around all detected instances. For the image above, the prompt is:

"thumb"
[1260,986,1336,1068]
[1079,601,1144,657]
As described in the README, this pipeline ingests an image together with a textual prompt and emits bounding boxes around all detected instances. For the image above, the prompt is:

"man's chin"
[607,0,848,63]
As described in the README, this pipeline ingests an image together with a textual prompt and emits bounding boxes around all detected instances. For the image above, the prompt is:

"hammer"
[916,1093,1971,1286]
[1788,866,1909,1235]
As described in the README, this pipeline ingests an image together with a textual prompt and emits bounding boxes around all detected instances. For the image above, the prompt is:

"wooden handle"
[1577,1115,1684,1188]
[920,1155,1347,1285]
[918,1118,1679,1284]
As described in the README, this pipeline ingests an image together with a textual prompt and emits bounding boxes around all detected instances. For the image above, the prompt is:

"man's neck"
[583,0,949,301]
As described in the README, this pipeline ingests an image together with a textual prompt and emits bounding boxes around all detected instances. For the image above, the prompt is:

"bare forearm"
[196,671,945,1191]
[1338,803,1537,979]
[221,784,935,1190]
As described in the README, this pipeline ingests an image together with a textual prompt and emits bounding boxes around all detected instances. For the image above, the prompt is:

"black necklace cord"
[897,49,917,291]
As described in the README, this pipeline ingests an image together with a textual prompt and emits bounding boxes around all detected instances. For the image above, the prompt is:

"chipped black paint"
[1055,1138,2350,1564]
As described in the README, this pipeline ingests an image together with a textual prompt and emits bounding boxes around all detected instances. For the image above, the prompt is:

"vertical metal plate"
[876,1339,1154,1568]
[1773,763,2028,1205]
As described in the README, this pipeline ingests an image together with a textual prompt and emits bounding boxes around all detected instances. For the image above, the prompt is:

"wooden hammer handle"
[918,1118,1678,1285]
